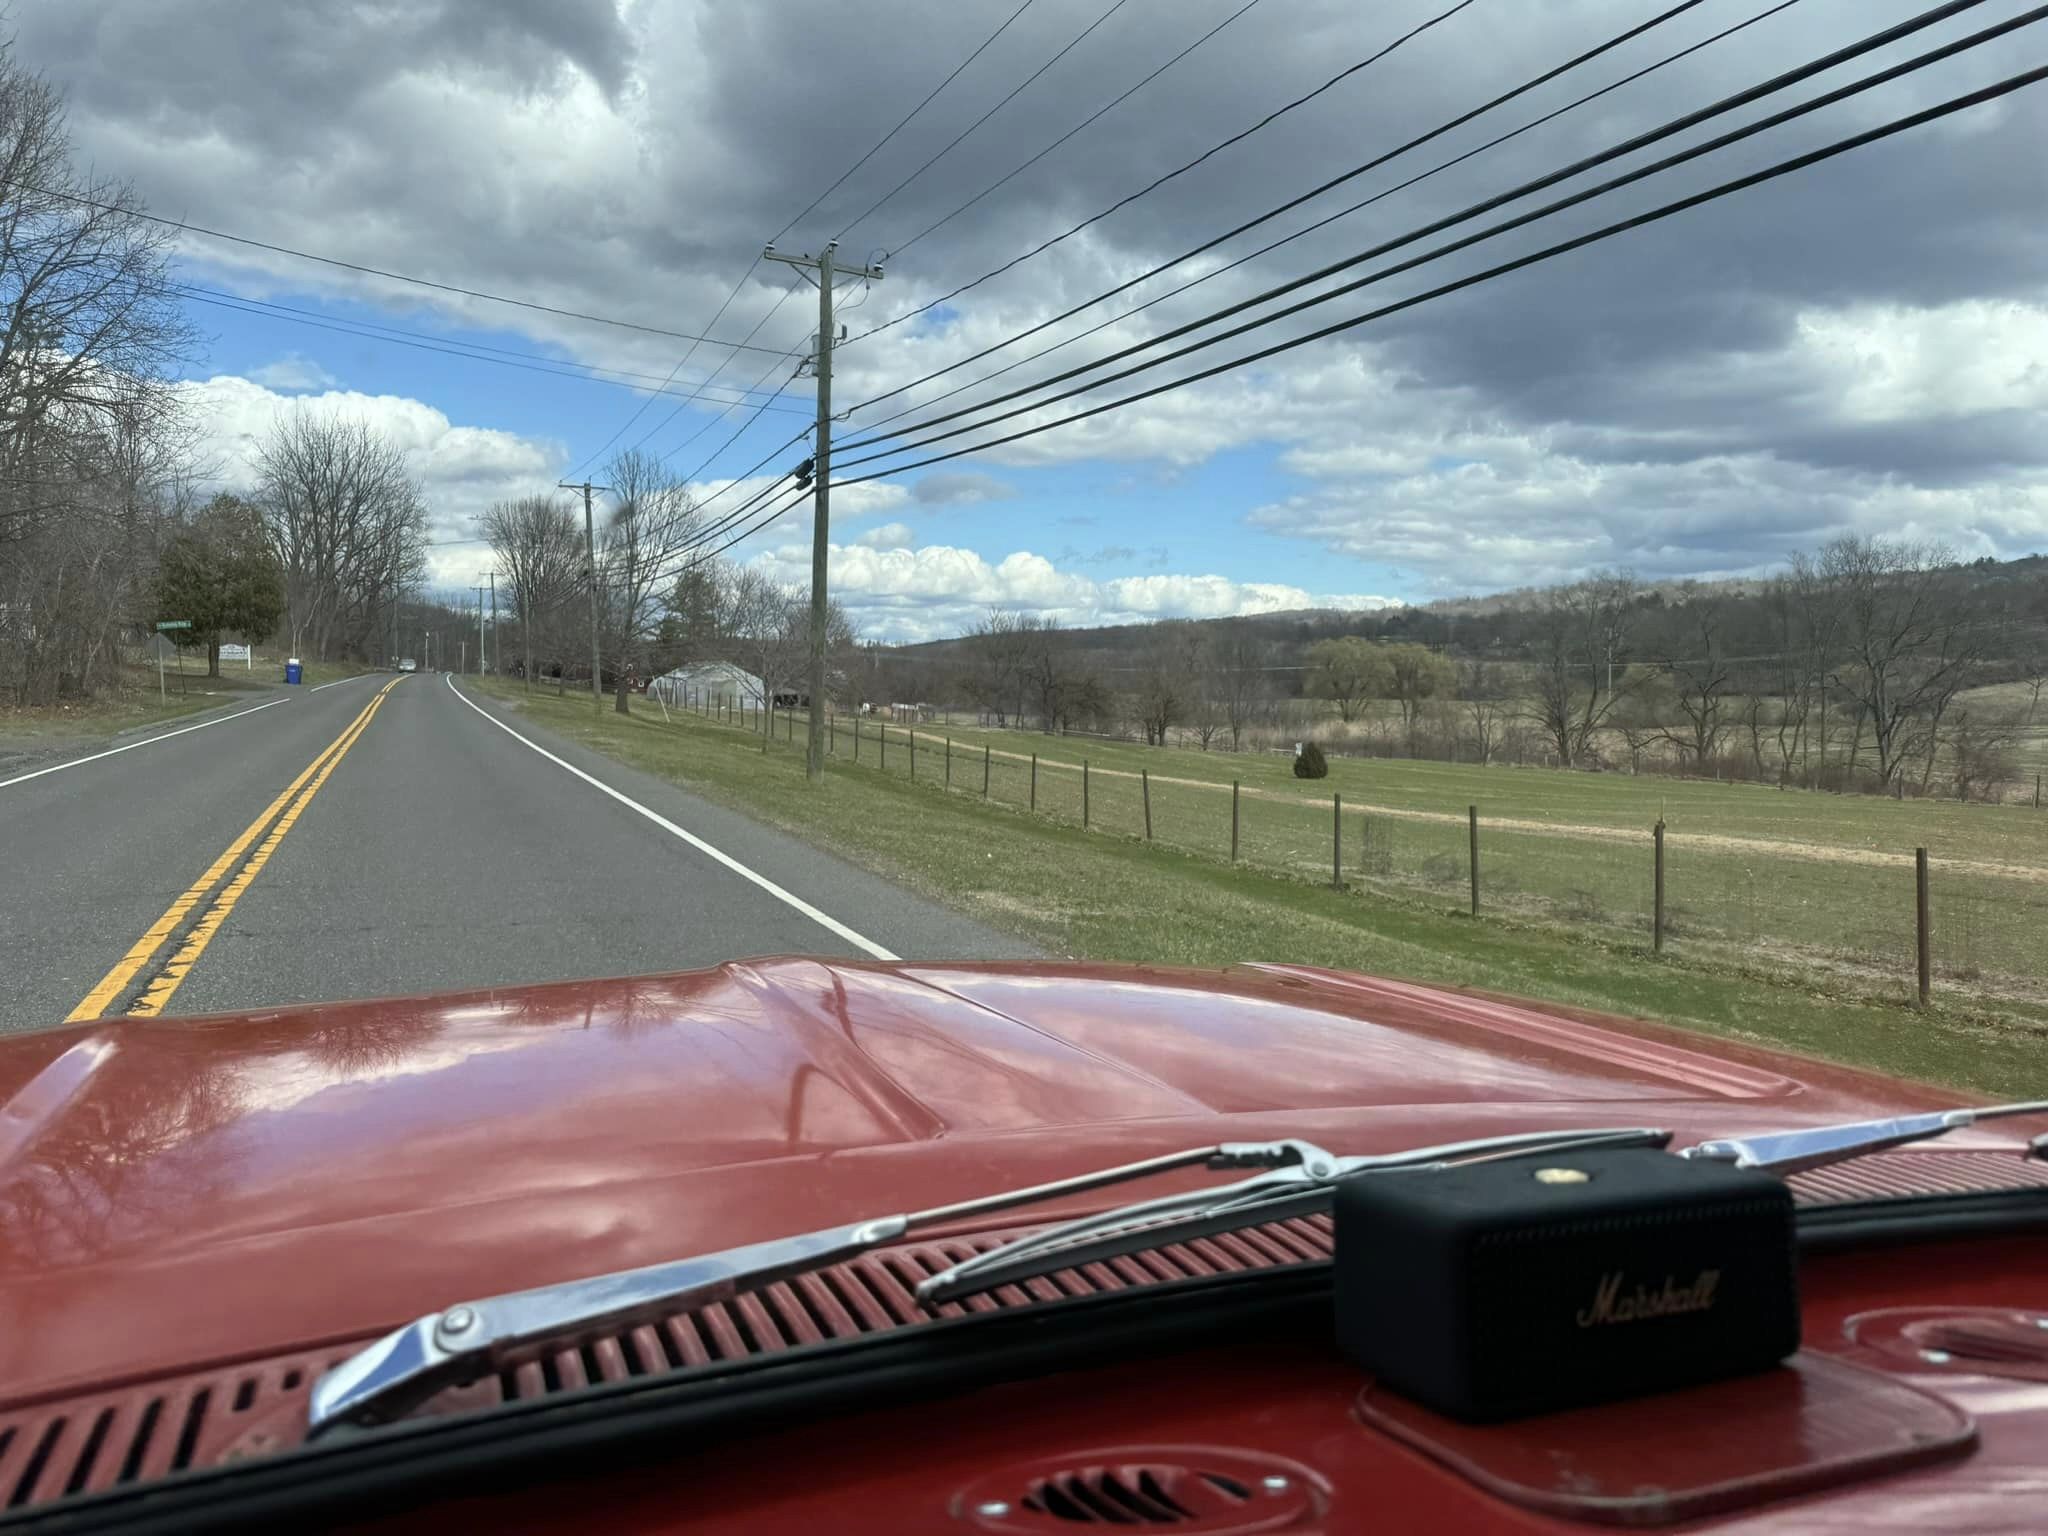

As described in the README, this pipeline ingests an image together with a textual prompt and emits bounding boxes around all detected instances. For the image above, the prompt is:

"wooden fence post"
[829,713,835,755]
[1142,770,1152,839]
[1031,753,1038,810]
[881,723,886,770]
[1468,805,1480,916]
[945,735,952,788]
[983,745,991,798]
[1333,793,1343,888]
[1653,820,1666,953]
[1916,846,1931,1009]
[1231,780,1240,863]
[910,728,917,781]
[1083,760,1090,828]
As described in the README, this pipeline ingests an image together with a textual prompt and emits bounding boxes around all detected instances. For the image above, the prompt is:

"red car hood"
[0,959,1975,1403]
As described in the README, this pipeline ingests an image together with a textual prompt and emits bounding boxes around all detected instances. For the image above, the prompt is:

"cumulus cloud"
[178,375,564,586]
[854,520,916,549]
[743,537,1395,641]
[246,354,339,392]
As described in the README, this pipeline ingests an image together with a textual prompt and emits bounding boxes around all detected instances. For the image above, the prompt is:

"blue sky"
[27,0,2047,642]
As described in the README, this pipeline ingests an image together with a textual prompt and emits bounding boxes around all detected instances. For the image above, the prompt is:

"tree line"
[860,538,2048,802]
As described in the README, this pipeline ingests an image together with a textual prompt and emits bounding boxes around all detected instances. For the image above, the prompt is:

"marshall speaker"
[1334,1147,1800,1422]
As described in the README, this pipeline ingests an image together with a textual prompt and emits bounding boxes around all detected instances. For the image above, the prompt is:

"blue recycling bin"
[285,658,303,685]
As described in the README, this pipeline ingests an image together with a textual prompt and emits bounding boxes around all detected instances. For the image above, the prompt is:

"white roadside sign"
[219,643,251,668]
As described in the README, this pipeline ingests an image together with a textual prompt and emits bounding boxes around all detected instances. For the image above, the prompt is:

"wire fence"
[665,691,2048,1011]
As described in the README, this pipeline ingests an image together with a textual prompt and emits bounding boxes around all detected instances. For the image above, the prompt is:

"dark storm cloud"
[16,0,2048,587]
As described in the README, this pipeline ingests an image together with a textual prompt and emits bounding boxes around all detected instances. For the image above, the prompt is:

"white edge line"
[444,674,900,962]
[0,697,289,791]
[310,673,374,692]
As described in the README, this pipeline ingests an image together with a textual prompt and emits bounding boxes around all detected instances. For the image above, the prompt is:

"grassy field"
[817,710,2048,1012]
[477,679,2048,1096]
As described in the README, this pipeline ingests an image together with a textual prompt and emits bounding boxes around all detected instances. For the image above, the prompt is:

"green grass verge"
[0,665,272,747]
[475,680,2048,1097]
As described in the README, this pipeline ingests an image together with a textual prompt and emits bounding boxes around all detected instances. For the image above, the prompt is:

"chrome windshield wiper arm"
[1679,1098,2048,1177]
[307,1139,1332,1437]
[914,1126,1672,1308]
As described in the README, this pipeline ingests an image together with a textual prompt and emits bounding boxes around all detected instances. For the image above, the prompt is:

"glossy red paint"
[1,958,2041,1531]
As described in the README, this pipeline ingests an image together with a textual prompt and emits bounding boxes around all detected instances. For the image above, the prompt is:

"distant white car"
[398,658,418,673]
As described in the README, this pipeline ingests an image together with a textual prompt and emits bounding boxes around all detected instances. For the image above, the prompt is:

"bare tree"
[1381,642,1455,752]
[1947,705,2025,802]
[256,412,425,661]
[1822,536,1982,789]
[962,608,1035,726]
[0,47,198,702]
[1133,621,1201,745]
[722,564,804,724]
[1528,571,1641,767]
[1211,626,1276,750]
[1654,584,1733,770]
[483,494,582,686]
[1458,659,1510,765]
[1303,636,1386,723]
[597,449,700,712]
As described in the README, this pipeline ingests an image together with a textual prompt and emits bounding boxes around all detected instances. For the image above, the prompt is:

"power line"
[678,482,817,571]
[626,284,808,463]
[836,0,2016,468]
[0,175,790,352]
[842,0,1742,432]
[176,287,813,412]
[663,361,809,487]
[823,62,2048,493]
[886,0,1269,259]
[774,0,1042,243]
[562,255,773,480]
[571,0,1042,480]
[847,0,1481,343]
[830,0,1140,243]
[178,284,801,399]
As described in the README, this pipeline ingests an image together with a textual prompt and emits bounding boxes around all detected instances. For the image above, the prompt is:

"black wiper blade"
[1679,1099,2048,1177]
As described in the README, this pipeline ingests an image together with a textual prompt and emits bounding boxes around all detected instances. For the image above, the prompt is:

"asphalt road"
[0,672,1036,1033]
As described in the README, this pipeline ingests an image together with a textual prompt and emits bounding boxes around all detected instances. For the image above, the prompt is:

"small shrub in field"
[1294,742,1329,779]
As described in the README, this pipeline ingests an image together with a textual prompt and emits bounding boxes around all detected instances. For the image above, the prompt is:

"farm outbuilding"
[649,661,764,708]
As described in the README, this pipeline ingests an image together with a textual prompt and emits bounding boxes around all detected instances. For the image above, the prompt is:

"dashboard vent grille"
[489,1214,1338,1405]
[0,1356,329,1512]
[0,1149,2037,1513]
[1025,1464,1201,1522]
[1786,1149,2048,1204]
[959,1449,1321,1532]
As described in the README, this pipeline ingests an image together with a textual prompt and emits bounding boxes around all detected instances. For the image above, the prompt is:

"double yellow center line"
[66,677,403,1022]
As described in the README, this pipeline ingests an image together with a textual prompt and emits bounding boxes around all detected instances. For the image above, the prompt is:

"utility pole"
[472,582,487,675]
[488,573,496,675]
[764,238,884,783]
[558,480,609,713]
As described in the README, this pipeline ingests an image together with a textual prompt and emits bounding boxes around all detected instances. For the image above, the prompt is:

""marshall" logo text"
[1575,1269,1721,1327]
